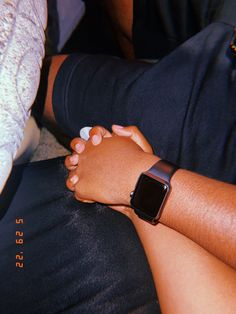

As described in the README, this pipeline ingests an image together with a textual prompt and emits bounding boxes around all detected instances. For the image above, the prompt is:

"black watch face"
[131,174,169,219]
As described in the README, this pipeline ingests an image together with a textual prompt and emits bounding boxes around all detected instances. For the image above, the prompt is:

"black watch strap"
[147,160,178,183]
[131,159,179,224]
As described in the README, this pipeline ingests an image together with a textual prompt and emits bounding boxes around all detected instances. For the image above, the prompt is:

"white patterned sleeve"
[0,0,47,193]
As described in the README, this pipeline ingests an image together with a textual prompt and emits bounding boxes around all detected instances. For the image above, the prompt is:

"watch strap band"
[147,160,178,183]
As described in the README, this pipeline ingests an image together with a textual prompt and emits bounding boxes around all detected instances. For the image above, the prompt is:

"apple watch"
[130,160,178,225]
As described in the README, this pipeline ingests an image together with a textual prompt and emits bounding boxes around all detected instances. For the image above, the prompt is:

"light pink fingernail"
[70,175,79,184]
[113,125,124,129]
[75,143,84,153]
[92,134,101,145]
[113,125,132,136]
[70,155,79,165]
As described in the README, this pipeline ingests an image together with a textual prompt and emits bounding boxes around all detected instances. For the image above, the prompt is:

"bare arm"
[65,126,236,269]
[132,167,236,269]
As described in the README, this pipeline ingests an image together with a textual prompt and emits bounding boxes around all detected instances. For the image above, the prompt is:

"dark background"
[62,0,123,57]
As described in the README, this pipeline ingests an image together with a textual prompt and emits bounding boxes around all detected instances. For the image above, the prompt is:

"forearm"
[66,131,236,267]
[130,163,236,269]
[131,219,236,314]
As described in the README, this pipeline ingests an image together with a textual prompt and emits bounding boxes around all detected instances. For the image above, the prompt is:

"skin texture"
[102,0,134,59]
[65,125,236,313]
[43,55,68,127]
[65,125,236,269]
[66,125,157,213]
[39,7,236,309]
[40,0,135,127]
[40,54,236,314]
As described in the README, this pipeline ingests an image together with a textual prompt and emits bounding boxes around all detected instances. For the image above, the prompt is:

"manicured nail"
[75,142,84,153]
[70,175,79,184]
[92,134,101,145]
[70,155,79,165]
[113,125,132,136]
[113,125,124,129]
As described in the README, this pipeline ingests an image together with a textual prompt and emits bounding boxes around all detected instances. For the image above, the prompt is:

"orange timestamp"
[16,218,24,269]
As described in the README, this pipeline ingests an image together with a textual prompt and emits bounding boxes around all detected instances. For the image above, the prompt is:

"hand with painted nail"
[65,125,153,172]
[65,127,158,216]
[65,126,112,171]
[111,125,153,153]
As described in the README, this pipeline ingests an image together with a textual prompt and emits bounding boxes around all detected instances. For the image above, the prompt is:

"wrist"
[127,156,179,226]
[124,153,160,206]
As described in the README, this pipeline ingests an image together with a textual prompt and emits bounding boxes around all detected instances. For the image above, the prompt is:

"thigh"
[52,22,236,184]
[0,158,159,313]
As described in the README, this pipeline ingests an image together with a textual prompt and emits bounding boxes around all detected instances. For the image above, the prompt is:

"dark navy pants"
[54,22,236,184]
[0,158,159,313]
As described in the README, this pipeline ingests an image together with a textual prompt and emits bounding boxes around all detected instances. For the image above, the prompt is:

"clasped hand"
[65,125,158,217]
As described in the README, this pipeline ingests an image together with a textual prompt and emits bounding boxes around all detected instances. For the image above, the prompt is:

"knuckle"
[74,183,81,195]
[90,125,102,135]
[130,125,138,132]
[70,137,80,149]
[74,182,85,198]
[66,178,72,190]
[64,155,71,166]
[66,173,77,191]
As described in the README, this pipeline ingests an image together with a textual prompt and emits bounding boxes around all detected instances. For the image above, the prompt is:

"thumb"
[112,125,153,153]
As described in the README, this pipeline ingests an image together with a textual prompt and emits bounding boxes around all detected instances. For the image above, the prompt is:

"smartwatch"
[130,160,178,225]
